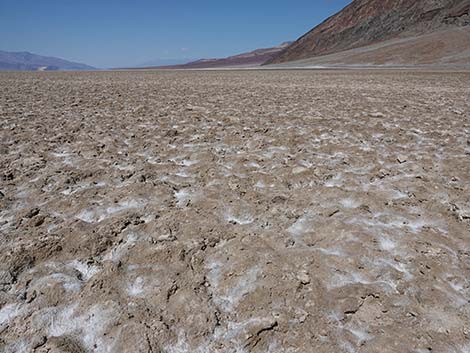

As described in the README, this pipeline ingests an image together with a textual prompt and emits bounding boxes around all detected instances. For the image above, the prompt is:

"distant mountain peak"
[0,50,95,71]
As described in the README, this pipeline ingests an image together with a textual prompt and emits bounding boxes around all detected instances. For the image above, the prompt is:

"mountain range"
[266,0,470,66]
[2,0,470,71]
[0,51,95,71]
[144,42,292,69]
[150,0,469,69]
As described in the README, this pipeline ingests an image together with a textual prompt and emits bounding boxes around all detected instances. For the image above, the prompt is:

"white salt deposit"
[174,189,190,207]
[340,198,361,209]
[220,267,260,311]
[0,303,22,326]
[288,214,311,236]
[68,260,101,281]
[103,232,139,262]
[127,276,145,297]
[379,237,397,251]
[76,199,146,223]
[207,261,260,312]
[49,302,118,353]
[224,209,254,225]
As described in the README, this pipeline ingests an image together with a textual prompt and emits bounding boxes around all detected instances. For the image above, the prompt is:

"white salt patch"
[164,331,191,353]
[247,161,261,168]
[175,171,190,178]
[114,164,134,171]
[220,317,274,341]
[0,303,22,326]
[347,326,373,343]
[206,261,222,290]
[106,199,143,215]
[360,143,372,151]
[49,302,118,353]
[68,260,101,281]
[147,156,160,165]
[77,199,146,223]
[292,166,308,174]
[2,339,29,353]
[127,264,159,271]
[266,341,280,353]
[76,209,97,223]
[224,208,254,225]
[164,330,230,353]
[434,284,468,308]
[51,151,73,163]
[299,160,314,168]
[207,262,260,312]
[142,214,154,224]
[225,214,253,225]
[254,181,266,188]
[61,181,106,196]
[329,271,397,292]
[325,174,343,188]
[0,213,14,230]
[379,259,413,280]
[380,187,408,200]
[348,212,447,235]
[127,277,145,297]
[262,146,288,158]
[448,279,465,293]
[61,188,73,195]
[379,237,396,251]
[220,267,260,311]
[348,164,375,175]
[288,215,311,236]
[315,248,344,257]
[181,159,198,166]
[29,175,41,183]
[33,273,82,293]
[339,340,356,353]
[340,198,361,209]
[174,190,190,207]
[103,233,139,262]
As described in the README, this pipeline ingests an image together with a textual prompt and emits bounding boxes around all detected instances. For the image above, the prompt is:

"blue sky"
[0,0,351,68]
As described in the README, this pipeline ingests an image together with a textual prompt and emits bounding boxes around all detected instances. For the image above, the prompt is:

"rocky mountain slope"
[152,42,292,69]
[267,0,470,64]
[269,27,470,68]
[0,51,95,71]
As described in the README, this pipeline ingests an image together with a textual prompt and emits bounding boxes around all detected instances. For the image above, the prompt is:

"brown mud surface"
[0,70,469,352]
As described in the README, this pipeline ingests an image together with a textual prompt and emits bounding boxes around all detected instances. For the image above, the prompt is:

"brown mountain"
[266,0,470,65]
[152,42,292,69]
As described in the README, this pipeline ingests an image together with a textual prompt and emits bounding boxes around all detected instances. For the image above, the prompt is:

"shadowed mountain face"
[267,0,470,64]
[0,51,95,71]
[151,42,292,69]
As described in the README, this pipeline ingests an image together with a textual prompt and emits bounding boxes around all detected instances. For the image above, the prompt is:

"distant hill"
[266,0,470,65]
[135,58,198,68]
[148,42,292,69]
[0,51,95,71]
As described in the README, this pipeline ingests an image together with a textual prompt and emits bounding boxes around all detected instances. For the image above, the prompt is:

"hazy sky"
[0,0,351,68]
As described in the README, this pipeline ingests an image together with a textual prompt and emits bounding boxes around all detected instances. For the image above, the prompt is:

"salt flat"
[0,70,469,352]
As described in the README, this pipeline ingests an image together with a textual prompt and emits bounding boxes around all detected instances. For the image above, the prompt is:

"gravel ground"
[0,70,469,353]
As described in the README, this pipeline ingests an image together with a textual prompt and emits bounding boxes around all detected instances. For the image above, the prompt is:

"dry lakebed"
[0,69,469,353]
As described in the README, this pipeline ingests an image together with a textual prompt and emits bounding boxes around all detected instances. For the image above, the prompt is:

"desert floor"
[0,70,469,353]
